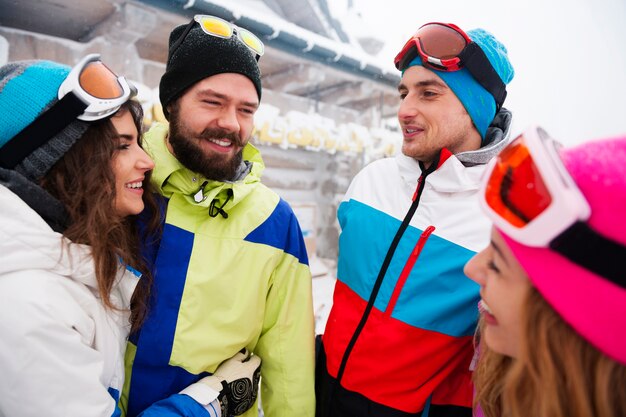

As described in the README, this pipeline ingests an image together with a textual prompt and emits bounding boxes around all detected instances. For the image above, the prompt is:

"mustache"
[198,128,243,147]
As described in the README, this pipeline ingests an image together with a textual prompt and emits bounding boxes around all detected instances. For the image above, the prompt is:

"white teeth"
[479,299,493,315]
[406,128,417,133]
[208,138,232,147]
[126,181,142,189]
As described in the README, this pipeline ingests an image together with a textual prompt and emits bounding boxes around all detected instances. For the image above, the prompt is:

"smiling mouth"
[125,181,143,189]
[207,138,234,147]
[403,125,425,137]
[479,299,493,315]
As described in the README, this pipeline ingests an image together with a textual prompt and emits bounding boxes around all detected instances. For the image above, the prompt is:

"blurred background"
[1,0,625,278]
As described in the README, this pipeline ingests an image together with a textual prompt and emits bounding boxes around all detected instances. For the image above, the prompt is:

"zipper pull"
[193,180,209,203]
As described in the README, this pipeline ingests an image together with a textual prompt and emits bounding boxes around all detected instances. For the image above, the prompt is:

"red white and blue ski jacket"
[320,112,512,416]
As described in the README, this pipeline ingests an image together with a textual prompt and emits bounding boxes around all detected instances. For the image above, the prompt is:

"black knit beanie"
[159,20,263,119]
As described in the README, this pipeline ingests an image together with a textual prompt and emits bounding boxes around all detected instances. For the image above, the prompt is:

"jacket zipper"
[384,225,436,317]
[331,156,439,400]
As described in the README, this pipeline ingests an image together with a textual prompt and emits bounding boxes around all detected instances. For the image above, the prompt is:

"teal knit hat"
[405,28,514,140]
[0,60,88,180]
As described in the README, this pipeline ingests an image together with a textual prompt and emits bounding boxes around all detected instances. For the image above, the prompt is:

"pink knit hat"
[499,135,626,365]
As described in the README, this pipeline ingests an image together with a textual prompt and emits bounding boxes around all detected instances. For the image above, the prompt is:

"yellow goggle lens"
[194,15,265,57]
[238,28,264,56]
[200,17,232,38]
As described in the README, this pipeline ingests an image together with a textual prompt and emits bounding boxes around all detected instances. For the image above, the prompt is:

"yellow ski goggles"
[194,15,265,58]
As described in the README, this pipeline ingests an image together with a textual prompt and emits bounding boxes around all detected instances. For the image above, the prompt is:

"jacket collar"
[455,108,513,166]
[0,185,138,310]
[143,122,265,212]
[396,108,513,193]
[0,167,69,232]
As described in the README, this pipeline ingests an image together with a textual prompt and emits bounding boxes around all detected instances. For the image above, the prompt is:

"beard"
[168,106,245,181]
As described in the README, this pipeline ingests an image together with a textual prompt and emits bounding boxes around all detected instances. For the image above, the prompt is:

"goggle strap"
[550,221,626,288]
[397,46,419,72]
[459,43,507,112]
[168,19,196,63]
[0,92,87,169]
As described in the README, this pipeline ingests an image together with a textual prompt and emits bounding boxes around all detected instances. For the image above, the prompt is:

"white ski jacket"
[0,184,139,417]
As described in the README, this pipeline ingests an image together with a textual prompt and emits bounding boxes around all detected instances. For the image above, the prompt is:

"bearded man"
[121,16,315,417]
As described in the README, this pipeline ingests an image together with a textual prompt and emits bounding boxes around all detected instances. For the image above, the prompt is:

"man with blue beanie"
[317,23,514,417]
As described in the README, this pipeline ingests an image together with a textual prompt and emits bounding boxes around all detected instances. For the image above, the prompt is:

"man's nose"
[398,95,419,121]
[216,107,241,134]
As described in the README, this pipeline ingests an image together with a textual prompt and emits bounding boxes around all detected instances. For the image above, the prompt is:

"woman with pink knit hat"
[464,126,626,417]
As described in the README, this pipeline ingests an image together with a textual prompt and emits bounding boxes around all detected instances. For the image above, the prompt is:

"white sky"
[332,0,626,146]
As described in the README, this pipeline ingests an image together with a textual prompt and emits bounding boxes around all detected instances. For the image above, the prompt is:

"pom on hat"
[159,19,263,119]
[405,27,514,140]
[0,60,88,180]
[500,136,626,365]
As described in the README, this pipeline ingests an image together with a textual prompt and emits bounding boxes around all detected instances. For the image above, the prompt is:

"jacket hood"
[0,185,96,285]
[144,122,265,214]
[0,167,69,232]
[455,107,513,166]
[0,185,137,309]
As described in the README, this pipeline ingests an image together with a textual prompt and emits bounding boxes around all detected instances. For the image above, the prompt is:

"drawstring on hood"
[144,122,264,221]
[209,188,233,219]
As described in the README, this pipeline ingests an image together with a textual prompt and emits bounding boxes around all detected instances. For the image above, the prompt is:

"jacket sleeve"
[253,218,316,417]
[137,394,219,417]
[0,272,119,417]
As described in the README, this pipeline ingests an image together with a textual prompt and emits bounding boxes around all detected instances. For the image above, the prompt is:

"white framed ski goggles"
[481,126,589,247]
[169,14,265,61]
[0,53,135,169]
[194,15,265,58]
[58,53,135,122]
[480,125,626,285]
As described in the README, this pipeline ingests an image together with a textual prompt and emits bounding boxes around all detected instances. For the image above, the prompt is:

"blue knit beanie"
[0,60,88,180]
[405,28,514,140]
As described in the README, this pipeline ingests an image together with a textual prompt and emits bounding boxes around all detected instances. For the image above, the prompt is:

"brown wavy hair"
[474,287,626,417]
[40,100,160,333]
[473,317,512,417]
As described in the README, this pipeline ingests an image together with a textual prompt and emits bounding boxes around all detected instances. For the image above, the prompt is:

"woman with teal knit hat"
[0,56,260,417]
[317,22,515,417]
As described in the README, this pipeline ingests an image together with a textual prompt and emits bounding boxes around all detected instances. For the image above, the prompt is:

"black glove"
[199,350,261,416]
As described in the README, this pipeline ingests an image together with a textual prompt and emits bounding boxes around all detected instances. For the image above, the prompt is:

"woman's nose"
[137,148,155,171]
[464,249,488,286]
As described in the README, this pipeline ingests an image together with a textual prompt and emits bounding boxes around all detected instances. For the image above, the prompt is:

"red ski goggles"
[394,22,507,111]
[480,126,626,286]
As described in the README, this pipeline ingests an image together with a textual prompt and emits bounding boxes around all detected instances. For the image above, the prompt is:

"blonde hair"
[475,287,626,417]
[473,321,512,417]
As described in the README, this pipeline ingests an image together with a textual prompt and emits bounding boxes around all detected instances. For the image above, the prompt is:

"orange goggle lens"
[415,23,468,59]
[395,23,470,71]
[79,61,124,99]
[485,136,553,227]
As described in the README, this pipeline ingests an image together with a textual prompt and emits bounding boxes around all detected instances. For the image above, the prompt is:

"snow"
[197,0,626,145]
[200,0,398,76]
[344,0,626,146]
